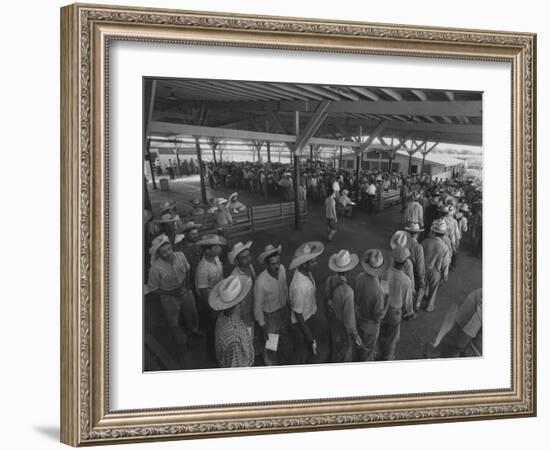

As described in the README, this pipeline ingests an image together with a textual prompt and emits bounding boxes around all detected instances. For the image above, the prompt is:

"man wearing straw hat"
[390,230,416,319]
[378,246,413,360]
[289,241,325,364]
[147,234,199,346]
[421,219,451,312]
[195,234,227,358]
[354,249,387,361]
[179,221,203,279]
[227,192,247,214]
[209,275,255,368]
[404,192,424,229]
[403,222,426,310]
[337,189,355,218]
[325,190,338,242]
[153,213,179,245]
[228,241,256,345]
[325,250,363,362]
[423,288,482,359]
[254,244,292,366]
[189,198,205,216]
[440,204,460,269]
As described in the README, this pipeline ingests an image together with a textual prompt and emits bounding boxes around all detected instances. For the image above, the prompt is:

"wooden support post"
[146,138,157,190]
[143,175,152,212]
[310,144,314,166]
[174,141,181,178]
[339,145,343,168]
[355,152,361,192]
[194,137,208,204]
[266,141,271,164]
[294,111,301,230]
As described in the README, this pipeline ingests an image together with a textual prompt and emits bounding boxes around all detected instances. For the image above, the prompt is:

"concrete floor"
[144,175,482,371]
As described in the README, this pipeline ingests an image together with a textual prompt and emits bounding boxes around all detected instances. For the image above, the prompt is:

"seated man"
[337,189,355,218]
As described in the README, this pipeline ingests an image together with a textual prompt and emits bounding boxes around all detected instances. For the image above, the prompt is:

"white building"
[337,148,464,180]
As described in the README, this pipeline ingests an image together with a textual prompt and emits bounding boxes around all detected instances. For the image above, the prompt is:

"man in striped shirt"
[325,190,338,242]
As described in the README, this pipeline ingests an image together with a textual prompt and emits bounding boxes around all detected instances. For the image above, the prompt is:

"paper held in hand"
[265,333,279,351]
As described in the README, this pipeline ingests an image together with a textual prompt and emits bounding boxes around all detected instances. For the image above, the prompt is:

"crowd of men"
[144,164,482,368]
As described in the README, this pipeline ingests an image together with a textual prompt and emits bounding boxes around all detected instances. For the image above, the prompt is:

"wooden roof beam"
[380,88,403,101]
[348,86,380,101]
[411,89,427,101]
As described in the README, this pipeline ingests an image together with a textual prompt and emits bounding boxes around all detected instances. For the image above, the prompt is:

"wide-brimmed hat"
[149,234,171,261]
[404,222,424,233]
[431,219,448,234]
[328,250,359,272]
[174,234,185,244]
[143,209,153,224]
[460,204,470,213]
[390,230,409,250]
[439,205,450,214]
[153,213,178,224]
[360,249,386,276]
[180,221,203,232]
[228,192,238,202]
[196,233,227,246]
[392,246,410,263]
[289,241,325,271]
[160,201,176,213]
[208,275,253,311]
[190,198,202,206]
[228,241,253,265]
[258,244,282,264]
[214,197,228,206]
[342,189,349,195]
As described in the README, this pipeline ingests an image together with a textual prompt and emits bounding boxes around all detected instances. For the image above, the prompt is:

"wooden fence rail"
[193,201,307,239]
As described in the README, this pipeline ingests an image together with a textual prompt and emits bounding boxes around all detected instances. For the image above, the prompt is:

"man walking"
[254,244,292,365]
[325,250,363,362]
[421,219,451,312]
[325,190,338,242]
[289,241,325,364]
[379,247,412,360]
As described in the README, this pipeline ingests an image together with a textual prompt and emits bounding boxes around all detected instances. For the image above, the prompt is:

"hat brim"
[328,253,359,272]
[181,223,203,232]
[288,242,325,271]
[208,276,253,311]
[228,241,253,265]
[258,245,282,264]
[404,226,424,233]
[360,250,388,277]
[153,217,178,224]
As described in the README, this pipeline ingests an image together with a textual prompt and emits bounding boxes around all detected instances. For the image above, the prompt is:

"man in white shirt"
[288,241,325,364]
[366,181,376,214]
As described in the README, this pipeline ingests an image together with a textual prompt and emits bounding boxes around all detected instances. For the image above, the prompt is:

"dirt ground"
[144,175,482,371]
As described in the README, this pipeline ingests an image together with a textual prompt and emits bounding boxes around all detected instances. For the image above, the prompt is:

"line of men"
[145,213,478,369]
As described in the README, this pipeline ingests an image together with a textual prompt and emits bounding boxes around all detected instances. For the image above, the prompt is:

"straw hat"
[208,275,253,311]
[174,234,185,244]
[153,213,178,224]
[180,221,203,232]
[160,201,176,213]
[143,209,153,224]
[342,189,350,195]
[460,204,470,213]
[228,241,253,265]
[328,250,359,272]
[360,249,386,277]
[258,244,282,264]
[214,197,228,206]
[404,222,424,233]
[390,230,410,250]
[439,205,450,214]
[289,241,325,271]
[392,246,410,264]
[190,198,202,206]
[149,234,171,261]
[431,219,448,234]
[228,192,238,202]
[196,234,227,246]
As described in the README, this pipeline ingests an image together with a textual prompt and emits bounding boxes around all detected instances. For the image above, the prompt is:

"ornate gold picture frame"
[60,3,536,446]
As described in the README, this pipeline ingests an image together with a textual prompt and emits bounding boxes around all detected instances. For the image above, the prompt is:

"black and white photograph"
[142,77,483,371]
